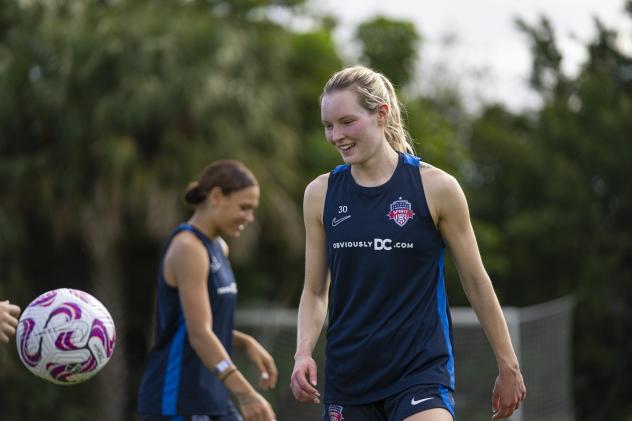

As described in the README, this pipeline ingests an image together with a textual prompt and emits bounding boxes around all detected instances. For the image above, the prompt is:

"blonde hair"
[322,65,415,154]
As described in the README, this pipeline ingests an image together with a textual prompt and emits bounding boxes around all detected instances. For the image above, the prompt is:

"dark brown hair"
[184,160,258,205]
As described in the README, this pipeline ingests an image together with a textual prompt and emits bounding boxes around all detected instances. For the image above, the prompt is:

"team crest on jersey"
[328,404,344,421]
[388,197,415,227]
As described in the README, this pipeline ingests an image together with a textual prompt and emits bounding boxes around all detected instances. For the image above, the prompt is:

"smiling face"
[321,88,387,165]
[213,185,260,238]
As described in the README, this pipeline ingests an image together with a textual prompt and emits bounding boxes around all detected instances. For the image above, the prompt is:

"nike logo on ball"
[411,396,434,406]
[331,215,351,226]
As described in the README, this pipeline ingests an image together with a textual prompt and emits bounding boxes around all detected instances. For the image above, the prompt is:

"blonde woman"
[291,66,526,421]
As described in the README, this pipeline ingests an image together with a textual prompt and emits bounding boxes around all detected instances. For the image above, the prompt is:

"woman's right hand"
[237,391,276,421]
[290,355,321,404]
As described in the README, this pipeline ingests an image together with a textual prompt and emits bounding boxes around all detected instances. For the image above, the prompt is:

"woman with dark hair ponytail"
[138,160,277,421]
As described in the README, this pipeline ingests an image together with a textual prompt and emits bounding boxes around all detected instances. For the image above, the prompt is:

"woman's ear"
[208,186,224,207]
[377,103,389,126]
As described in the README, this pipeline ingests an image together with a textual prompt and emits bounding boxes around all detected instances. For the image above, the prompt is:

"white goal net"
[234,296,574,421]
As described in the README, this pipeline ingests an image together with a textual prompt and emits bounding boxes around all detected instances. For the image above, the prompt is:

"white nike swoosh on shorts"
[411,396,435,406]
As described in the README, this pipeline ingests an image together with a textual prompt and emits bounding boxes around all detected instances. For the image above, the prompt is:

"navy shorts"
[324,384,455,421]
[140,402,243,421]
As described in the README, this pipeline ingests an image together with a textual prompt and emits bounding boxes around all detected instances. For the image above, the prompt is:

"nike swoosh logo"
[331,215,352,227]
[411,396,434,406]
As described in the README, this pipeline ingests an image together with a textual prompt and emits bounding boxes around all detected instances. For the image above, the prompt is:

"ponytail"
[183,160,258,206]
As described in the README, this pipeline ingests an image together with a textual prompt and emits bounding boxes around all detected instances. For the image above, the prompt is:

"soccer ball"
[16,288,116,385]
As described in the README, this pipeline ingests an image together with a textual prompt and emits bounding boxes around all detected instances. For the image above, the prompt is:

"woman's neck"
[188,212,218,239]
[351,145,399,187]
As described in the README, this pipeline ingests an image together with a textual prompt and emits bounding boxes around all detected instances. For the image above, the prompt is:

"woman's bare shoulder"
[419,162,466,220]
[304,173,330,203]
[303,173,330,223]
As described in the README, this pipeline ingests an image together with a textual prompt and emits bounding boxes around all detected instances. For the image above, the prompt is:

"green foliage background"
[0,1,631,420]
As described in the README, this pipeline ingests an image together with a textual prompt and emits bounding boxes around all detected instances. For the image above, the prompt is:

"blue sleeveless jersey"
[138,223,238,416]
[323,153,455,404]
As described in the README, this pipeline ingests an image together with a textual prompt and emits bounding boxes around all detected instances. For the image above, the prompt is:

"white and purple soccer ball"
[16,288,116,385]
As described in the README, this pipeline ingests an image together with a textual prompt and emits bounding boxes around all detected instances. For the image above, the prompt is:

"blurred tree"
[355,16,420,87]
[0,0,341,419]
[516,14,632,420]
[515,16,568,100]
[465,10,632,420]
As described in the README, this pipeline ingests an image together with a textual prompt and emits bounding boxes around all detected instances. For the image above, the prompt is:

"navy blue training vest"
[323,153,455,404]
[137,223,238,416]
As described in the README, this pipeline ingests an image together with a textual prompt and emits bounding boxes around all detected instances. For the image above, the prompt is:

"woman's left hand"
[491,366,526,420]
[245,337,278,390]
